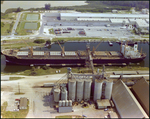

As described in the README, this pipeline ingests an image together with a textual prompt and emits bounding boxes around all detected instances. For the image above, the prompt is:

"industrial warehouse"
[43,12,149,37]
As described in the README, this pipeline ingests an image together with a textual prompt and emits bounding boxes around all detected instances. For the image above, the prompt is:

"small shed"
[112,10,118,13]
[19,97,27,110]
[58,106,72,113]
[96,99,111,109]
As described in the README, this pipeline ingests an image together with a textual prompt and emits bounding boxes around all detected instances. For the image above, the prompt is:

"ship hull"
[3,54,146,66]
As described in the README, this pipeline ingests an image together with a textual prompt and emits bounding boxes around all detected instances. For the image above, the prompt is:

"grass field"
[16,21,40,35]
[1,101,29,118]
[2,41,44,49]
[1,65,148,76]
[9,77,25,80]
[49,28,55,34]
[1,12,17,20]
[14,92,25,95]
[1,22,14,35]
[21,13,40,21]
[55,115,82,118]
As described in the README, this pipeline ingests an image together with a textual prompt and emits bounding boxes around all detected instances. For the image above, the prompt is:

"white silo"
[65,100,69,106]
[68,80,76,102]
[93,79,103,102]
[59,100,62,107]
[105,81,113,100]
[69,100,72,106]
[62,100,65,106]
[76,80,84,102]
[54,88,60,102]
[61,87,68,100]
[84,79,92,101]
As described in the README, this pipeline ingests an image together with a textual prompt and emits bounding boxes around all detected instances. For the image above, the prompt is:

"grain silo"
[61,87,68,100]
[59,100,62,107]
[54,88,60,102]
[68,80,76,102]
[62,100,65,106]
[65,100,69,106]
[105,81,113,100]
[69,100,72,106]
[93,79,103,102]
[84,79,92,101]
[76,80,84,102]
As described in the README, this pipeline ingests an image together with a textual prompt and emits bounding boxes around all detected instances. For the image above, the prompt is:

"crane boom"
[92,40,103,53]
[57,40,65,54]
[21,38,33,56]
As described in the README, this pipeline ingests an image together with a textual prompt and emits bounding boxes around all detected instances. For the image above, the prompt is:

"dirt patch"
[1,86,13,92]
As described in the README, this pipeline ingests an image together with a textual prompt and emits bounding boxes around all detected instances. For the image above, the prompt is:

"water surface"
[1,1,88,13]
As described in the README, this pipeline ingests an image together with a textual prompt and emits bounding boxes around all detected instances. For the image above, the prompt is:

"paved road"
[11,12,22,36]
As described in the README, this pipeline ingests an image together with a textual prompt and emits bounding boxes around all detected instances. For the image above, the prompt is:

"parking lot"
[43,25,133,38]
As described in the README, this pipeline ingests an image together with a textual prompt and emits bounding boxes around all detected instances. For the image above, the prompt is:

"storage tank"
[84,79,92,101]
[62,100,65,107]
[68,80,76,102]
[54,88,60,102]
[61,87,68,100]
[65,100,69,106]
[93,79,103,102]
[68,100,72,106]
[76,80,84,102]
[59,100,62,107]
[105,81,113,100]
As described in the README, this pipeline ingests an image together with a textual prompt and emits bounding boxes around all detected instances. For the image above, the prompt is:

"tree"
[16,7,21,12]
[45,3,51,10]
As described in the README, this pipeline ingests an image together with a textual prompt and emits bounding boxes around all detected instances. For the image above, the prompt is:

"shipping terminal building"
[44,12,149,33]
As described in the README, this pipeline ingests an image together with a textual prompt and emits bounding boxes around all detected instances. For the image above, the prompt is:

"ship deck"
[2,50,124,60]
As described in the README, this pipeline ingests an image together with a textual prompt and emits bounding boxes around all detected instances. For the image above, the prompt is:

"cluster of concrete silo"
[59,100,72,107]
[68,79,92,102]
[53,78,113,104]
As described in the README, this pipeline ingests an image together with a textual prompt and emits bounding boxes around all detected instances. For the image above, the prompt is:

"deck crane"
[92,40,103,54]
[21,38,33,57]
[56,40,65,56]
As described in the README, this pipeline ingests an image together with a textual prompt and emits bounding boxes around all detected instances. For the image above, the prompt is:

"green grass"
[55,115,72,118]
[16,21,40,35]
[1,101,29,118]
[52,37,117,42]
[2,65,147,76]
[1,12,17,20]
[55,115,82,118]
[1,22,14,35]
[14,92,25,95]
[49,28,55,34]
[1,101,8,113]
[9,77,25,80]
[21,13,40,21]
[2,41,43,49]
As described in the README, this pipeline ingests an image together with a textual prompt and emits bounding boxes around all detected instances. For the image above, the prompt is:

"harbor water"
[1,42,149,73]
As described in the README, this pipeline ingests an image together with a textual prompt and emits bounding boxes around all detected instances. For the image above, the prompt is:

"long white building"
[60,13,149,20]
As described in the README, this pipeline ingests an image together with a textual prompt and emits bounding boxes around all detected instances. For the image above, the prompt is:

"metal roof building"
[60,13,149,20]
[135,19,149,28]
[77,18,109,21]
[112,80,148,118]
[132,77,149,116]
[19,97,27,110]
[110,19,129,24]
[96,99,111,109]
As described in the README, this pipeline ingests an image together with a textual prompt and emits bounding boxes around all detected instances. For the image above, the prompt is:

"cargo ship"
[1,42,146,66]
